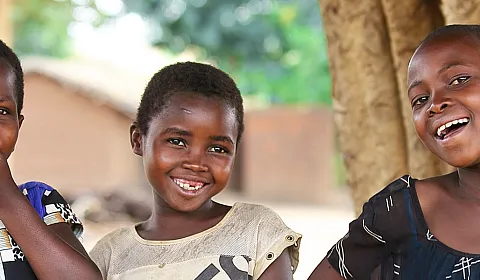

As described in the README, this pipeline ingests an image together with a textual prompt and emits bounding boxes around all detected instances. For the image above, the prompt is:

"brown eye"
[413,96,428,107]
[168,139,186,147]
[450,76,470,86]
[208,146,227,154]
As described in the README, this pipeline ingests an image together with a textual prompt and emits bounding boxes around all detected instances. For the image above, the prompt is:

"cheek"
[144,145,178,174]
[212,156,235,180]
[412,113,427,136]
[0,127,19,150]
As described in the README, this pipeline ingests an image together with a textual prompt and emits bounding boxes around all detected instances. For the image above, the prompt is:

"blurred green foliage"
[122,0,331,104]
[12,0,331,104]
[12,0,74,57]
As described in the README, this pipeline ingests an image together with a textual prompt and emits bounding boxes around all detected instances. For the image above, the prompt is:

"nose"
[182,149,208,172]
[427,91,453,117]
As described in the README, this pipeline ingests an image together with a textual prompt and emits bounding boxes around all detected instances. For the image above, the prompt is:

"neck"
[455,167,480,201]
[150,198,216,222]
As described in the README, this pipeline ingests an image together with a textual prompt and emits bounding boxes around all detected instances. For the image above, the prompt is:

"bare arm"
[308,258,345,280]
[0,161,101,280]
[258,249,293,280]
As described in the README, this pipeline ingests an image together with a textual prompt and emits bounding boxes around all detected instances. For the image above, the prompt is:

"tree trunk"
[317,0,480,215]
[0,0,13,46]
[380,0,450,177]
[318,0,408,215]
[442,0,480,24]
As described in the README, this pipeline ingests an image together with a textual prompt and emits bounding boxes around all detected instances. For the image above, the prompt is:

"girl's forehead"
[0,65,15,96]
[409,37,480,76]
[165,94,229,113]
[160,95,234,123]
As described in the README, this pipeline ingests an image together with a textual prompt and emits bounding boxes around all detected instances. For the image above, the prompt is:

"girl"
[0,39,101,279]
[90,61,302,280]
[310,24,480,280]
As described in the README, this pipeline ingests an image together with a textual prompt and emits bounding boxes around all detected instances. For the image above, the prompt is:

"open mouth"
[436,118,470,140]
[172,178,207,191]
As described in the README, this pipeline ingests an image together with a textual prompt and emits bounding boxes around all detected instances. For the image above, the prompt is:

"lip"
[170,176,211,197]
[432,116,470,137]
[170,175,210,184]
[434,119,472,145]
[435,123,468,142]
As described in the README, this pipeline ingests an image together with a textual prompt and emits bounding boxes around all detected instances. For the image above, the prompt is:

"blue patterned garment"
[327,175,480,280]
[0,181,82,280]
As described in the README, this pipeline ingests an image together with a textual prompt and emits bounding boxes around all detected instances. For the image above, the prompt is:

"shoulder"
[368,175,413,202]
[18,181,54,194]
[233,202,280,217]
[229,202,301,246]
[353,175,419,241]
[18,181,67,204]
[90,226,133,278]
[363,175,415,214]
[90,226,132,262]
[90,226,133,253]
[231,202,290,228]
[19,181,84,234]
[233,203,302,275]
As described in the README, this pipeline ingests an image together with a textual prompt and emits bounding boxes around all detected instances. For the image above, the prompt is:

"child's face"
[0,64,22,161]
[408,35,480,167]
[132,93,238,212]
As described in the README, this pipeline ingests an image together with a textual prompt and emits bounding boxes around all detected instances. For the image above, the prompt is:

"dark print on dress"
[194,255,253,280]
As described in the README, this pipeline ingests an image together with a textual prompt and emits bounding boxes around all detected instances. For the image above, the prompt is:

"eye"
[208,146,228,154]
[0,109,10,115]
[167,138,186,147]
[450,76,470,86]
[412,96,429,107]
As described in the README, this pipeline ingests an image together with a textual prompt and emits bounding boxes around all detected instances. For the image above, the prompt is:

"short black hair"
[419,24,480,49]
[0,39,23,115]
[135,62,244,143]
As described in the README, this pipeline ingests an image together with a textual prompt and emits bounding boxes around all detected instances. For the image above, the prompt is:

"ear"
[18,114,24,130]
[130,123,144,156]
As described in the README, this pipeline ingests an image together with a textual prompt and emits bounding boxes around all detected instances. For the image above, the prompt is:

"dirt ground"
[79,190,355,279]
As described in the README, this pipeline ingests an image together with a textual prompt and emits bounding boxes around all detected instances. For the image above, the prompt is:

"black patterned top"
[0,181,82,280]
[327,175,480,280]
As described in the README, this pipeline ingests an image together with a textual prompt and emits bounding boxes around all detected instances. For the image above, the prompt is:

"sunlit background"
[2,0,354,278]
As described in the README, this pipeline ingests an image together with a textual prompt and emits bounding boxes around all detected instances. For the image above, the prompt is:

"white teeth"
[436,118,470,137]
[173,179,205,191]
[438,125,446,135]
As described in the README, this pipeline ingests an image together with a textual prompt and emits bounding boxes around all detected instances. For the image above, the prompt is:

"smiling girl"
[309,24,480,280]
[0,39,101,279]
[90,62,301,280]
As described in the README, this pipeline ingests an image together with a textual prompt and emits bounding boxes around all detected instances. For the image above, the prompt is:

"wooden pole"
[0,0,13,46]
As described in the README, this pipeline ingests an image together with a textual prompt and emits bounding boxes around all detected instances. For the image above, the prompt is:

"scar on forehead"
[181,108,192,113]
[3,68,15,89]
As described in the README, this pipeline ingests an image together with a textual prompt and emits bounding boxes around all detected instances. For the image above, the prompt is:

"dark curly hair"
[0,39,24,115]
[135,61,244,143]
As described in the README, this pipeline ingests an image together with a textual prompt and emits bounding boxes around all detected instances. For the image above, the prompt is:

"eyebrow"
[210,135,234,145]
[162,127,192,137]
[438,62,464,75]
[0,96,15,103]
[407,80,422,95]
[408,62,469,95]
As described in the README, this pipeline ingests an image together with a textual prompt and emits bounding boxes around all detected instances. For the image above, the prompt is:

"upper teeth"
[173,178,205,191]
[437,118,469,137]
